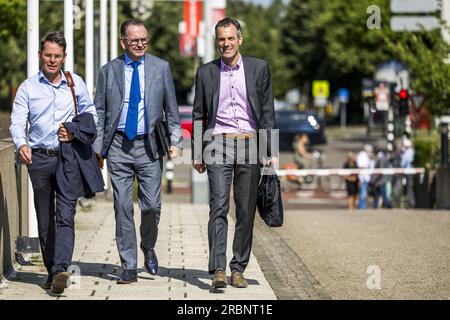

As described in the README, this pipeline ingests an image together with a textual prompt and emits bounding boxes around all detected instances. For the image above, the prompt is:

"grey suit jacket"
[93,52,182,159]
[192,56,276,161]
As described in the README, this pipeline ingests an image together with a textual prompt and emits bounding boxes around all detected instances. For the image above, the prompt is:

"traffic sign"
[411,93,425,110]
[337,88,350,104]
[391,0,440,13]
[390,16,440,31]
[375,83,390,111]
[286,88,301,105]
[312,81,330,98]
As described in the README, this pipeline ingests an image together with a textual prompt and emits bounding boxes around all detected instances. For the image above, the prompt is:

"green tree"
[280,0,450,118]
[0,0,27,109]
[386,30,450,116]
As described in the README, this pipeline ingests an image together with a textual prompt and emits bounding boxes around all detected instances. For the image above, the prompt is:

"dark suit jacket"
[192,56,276,162]
[57,113,105,200]
[93,53,182,160]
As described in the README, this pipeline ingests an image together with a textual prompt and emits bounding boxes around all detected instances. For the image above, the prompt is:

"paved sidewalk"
[0,199,276,300]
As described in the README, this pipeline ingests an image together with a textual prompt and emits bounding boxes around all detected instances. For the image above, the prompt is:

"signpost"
[390,0,442,32]
[337,88,349,128]
[390,16,440,31]
[374,83,390,111]
[391,0,440,13]
[313,80,329,119]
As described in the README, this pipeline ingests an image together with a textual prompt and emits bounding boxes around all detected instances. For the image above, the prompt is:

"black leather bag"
[257,166,284,227]
[155,120,170,157]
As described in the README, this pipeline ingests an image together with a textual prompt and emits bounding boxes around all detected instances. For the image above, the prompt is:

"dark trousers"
[27,151,77,276]
[205,136,261,274]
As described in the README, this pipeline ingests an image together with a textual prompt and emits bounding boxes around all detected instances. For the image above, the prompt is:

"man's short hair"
[40,31,67,52]
[120,19,149,38]
[215,17,242,38]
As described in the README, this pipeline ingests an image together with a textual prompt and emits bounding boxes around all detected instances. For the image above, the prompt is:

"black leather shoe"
[117,269,138,284]
[140,243,158,275]
[43,275,53,290]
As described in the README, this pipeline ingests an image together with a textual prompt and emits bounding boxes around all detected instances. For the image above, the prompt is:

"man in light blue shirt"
[401,138,415,208]
[9,31,97,294]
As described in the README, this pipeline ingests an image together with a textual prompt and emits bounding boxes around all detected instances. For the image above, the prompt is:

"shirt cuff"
[15,138,27,151]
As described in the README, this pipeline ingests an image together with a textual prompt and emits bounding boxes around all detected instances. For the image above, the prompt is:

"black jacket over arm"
[57,113,105,200]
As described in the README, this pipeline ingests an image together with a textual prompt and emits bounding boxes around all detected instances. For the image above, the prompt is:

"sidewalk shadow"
[156,267,260,293]
[72,261,124,281]
[4,270,48,289]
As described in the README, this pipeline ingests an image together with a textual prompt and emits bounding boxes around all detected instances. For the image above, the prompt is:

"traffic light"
[399,89,409,116]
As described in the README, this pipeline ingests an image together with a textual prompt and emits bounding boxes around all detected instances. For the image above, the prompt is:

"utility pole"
[85,0,94,98]
[100,0,108,66]
[27,0,39,240]
[64,0,74,72]
[442,0,450,62]
[111,0,118,60]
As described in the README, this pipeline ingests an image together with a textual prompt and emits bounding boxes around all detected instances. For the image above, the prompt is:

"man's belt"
[115,131,146,141]
[32,148,59,156]
[222,132,255,140]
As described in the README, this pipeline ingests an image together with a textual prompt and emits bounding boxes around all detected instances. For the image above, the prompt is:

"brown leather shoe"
[231,271,248,288]
[51,272,70,294]
[212,268,227,288]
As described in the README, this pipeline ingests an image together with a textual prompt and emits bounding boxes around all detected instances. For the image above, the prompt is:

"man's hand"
[168,146,181,160]
[193,160,206,174]
[95,153,104,169]
[18,144,32,165]
[58,124,74,142]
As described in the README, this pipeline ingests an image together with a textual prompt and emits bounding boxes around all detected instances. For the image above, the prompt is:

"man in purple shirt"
[192,17,276,289]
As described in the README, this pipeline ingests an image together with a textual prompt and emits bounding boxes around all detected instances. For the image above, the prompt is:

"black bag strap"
[64,71,78,116]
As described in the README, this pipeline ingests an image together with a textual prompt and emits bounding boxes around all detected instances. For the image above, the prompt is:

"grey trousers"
[205,135,261,274]
[107,134,162,271]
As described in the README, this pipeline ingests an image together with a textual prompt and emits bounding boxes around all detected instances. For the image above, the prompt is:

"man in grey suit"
[94,19,182,284]
[192,17,277,289]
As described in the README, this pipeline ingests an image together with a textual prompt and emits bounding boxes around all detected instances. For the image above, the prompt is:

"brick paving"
[0,199,277,300]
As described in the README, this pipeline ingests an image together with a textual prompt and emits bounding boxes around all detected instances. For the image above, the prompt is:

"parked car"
[275,110,326,150]
[179,105,193,139]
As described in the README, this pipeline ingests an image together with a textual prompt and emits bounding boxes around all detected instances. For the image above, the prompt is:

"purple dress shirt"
[213,56,257,134]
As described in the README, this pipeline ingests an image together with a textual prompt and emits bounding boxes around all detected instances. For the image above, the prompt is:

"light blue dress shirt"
[117,53,147,135]
[401,147,415,168]
[9,70,97,150]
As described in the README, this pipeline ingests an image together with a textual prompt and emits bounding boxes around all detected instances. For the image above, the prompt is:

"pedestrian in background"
[356,144,374,209]
[401,138,415,208]
[371,148,392,209]
[293,133,315,170]
[343,152,358,210]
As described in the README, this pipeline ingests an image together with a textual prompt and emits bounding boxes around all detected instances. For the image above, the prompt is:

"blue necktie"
[125,61,141,141]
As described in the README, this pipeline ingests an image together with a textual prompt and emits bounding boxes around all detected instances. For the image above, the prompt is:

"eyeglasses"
[42,53,64,60]
[122,37,148,46]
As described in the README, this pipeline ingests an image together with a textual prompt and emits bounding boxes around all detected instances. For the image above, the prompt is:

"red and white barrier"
[275,168,425,177]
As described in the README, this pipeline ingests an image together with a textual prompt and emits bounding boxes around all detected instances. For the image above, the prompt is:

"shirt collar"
[124,53,145,66]
[221,55,242,71]
[38,70,67,86]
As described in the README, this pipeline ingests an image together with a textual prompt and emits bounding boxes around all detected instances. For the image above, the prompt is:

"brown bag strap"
[64,71,78,116]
